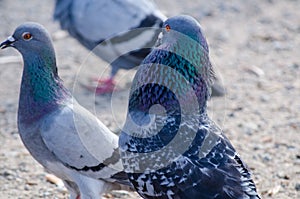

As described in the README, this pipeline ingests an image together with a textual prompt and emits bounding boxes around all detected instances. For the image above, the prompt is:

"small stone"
[1,170,16,180]
[266,185,281,196]
[6,174,15,180]
[242,122,258,135]
[24,184,31,191]
[228,112,235,117]
[26,180,38,186]
[18,162,29,172]
[45,174,65,188]
[110,190,131,198]
[104,193,113,198]
[261,136,272,143]
[260,94,270,102]
[244,65,265,77]
[273,41,291,51]
[277,172,290,180]
[39,189,52,197]
[262,153,272,162]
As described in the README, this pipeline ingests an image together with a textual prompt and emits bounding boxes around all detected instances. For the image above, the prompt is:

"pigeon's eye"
[22,32,32,41]
[165,24,171,32]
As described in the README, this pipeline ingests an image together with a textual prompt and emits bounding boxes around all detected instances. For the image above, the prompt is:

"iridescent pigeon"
[119,15,260,199]
[0,22,131,199]
[53,0,225,96]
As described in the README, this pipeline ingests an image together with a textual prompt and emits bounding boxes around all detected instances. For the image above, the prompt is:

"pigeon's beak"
[0,36,16,49]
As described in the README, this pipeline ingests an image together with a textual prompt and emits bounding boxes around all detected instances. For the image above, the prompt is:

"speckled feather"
[119,15,260,199]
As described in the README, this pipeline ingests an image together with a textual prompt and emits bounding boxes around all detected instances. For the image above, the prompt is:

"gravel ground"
[0,0,299,198]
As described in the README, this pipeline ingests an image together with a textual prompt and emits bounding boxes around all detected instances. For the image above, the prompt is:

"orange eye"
[165,24,171,32]
[22,32,32,40]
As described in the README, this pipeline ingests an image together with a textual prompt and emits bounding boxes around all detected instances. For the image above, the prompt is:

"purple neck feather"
[18,53,71,124]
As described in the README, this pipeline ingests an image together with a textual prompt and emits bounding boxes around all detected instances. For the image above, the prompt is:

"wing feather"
[40,101,123,179]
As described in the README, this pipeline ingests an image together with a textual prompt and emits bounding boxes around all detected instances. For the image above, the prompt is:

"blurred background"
[0,0,299,198]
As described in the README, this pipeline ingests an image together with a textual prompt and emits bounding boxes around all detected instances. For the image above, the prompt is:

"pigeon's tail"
[111,171,131,185]
[96,172,134,193]
[234,154,261,199]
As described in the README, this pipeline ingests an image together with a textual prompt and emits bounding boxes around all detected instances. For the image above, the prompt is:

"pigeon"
[119,15,261,199]
[53,0,225,96]
[0,22,131,199]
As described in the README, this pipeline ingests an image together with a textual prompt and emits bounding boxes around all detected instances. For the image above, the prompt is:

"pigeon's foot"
[83,78,117,94]
[95,78,116,94]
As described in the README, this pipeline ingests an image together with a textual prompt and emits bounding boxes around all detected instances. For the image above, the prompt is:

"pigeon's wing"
[136,142,259,198]
[54,0,165,69]
[126,121,260,198]
[55,0,164,42]
[173,127,260,199]
[40,101,123,180]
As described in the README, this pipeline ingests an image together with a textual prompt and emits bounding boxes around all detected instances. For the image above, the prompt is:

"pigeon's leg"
[74,174,113,199]
[93,65,119,94]
[85,66,119,94]
[96,77,114,84]
[63,180,80,199]
[82,77,116,94]
[90,77,116,94]
[94,77,116,94]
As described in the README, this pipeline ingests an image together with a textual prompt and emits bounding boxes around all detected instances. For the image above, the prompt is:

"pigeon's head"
[0,22,54,55]
[161,15,209,53]
[0,22,58,76]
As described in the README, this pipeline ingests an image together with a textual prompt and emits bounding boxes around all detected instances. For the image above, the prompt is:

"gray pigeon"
[119,15,260,199]
[54,0,225,96]
[0,22,131,199]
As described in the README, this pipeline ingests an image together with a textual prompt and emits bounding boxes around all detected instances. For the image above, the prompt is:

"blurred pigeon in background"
[54,0,225,96]
[119,15,260,199]
[0,22,131,199]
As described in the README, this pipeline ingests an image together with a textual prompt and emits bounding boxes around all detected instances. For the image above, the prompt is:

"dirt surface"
[0,0,299,198]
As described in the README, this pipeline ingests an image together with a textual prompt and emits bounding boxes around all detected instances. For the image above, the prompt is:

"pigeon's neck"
[18,53,71,124]
[121,36,213,156]
[131,44,212,115]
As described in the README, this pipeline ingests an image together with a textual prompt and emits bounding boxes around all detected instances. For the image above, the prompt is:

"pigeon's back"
[54,0,165,51]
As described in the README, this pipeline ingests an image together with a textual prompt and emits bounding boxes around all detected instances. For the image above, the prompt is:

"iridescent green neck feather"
[130,34,214,116]
[18,49,71,124]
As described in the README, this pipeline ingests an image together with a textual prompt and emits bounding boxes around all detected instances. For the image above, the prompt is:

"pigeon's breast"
[18,119,72,180]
